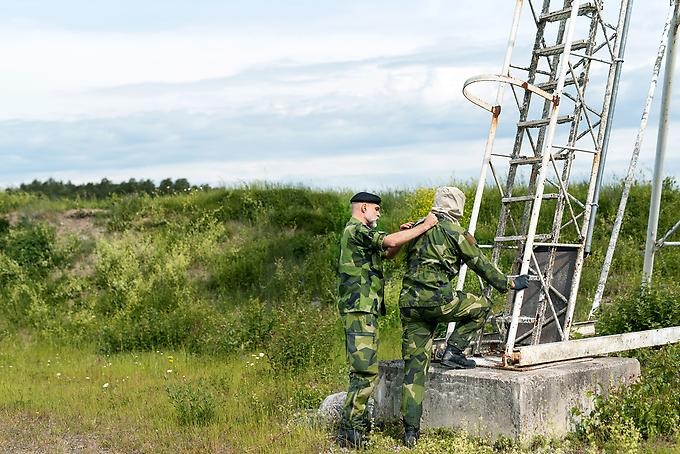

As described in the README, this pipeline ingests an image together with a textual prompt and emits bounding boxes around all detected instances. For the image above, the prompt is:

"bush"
[166,379,217,426]
[235,298,276,351]
[0,251,42,326]
[265,301,339,375]
[1,222,58,277]
[93,235,226,353]
[577,345,680,446]
[208,230,338,304]
[579,282,680,447]
[597,283,680,335]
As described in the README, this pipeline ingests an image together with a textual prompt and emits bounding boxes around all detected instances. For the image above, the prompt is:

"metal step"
[534,39,589,57]
[502,193,560,203]
[495,234,551,243]
[495,316,536,324]
[538,3,598,24]
[537,77,580,92]
[517,115,573,129]
[510,154,568,165]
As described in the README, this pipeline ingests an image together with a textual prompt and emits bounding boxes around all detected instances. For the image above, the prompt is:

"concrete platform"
[373,357,640,441]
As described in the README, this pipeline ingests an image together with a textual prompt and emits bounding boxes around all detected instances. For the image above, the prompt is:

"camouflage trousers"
[340,311,379,431]
[400,291,492,428]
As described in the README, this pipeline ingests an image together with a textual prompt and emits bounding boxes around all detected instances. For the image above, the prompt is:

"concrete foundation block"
[374,357,640,441]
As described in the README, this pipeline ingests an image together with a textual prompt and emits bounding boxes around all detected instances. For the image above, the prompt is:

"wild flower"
[102,382,110,388]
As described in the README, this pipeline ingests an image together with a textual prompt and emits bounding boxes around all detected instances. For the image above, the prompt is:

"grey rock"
[318,392,375,426]
[318,392,346,425]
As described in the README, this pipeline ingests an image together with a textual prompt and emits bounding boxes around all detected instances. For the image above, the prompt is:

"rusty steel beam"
[512,326,680,366]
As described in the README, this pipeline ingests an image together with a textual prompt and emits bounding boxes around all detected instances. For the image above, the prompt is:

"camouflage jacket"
[399,216,508,308]
[337,217,387,316]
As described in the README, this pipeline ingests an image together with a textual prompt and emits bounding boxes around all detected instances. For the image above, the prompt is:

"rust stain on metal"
[501,352,521,367]
[553,94,560,106]
[492,105,502,118]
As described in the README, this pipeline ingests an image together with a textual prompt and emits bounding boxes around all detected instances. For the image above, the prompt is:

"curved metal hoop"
[462,74,554,113]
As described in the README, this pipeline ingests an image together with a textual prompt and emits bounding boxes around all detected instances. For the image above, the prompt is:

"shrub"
[236,298,276,351]
[577,345,680,446]
[579,282,680,446]
[0,251,41,326]
[208,230,338,304]
[166,379,217,426]
[265,301,339,375]
[93,235,225,353]
[1,222,57,277]
[597,283,680,335]
[107,194,152,231]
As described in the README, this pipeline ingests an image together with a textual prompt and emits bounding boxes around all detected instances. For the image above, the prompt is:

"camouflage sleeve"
[453,230,509,293]
[354,224,387,252]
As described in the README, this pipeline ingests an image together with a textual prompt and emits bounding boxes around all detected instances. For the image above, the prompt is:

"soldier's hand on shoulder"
[423,212,438,228]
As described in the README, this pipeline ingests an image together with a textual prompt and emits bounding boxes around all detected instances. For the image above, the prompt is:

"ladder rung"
[537,77,579,92]
[551,144,597,154]
[535,39,589,57]
[517,115,573,129]
[509,154,568,165]
[538,3,598,23]
[502,193,559,203]
[495,316,536,324]
[495,234,551,243]
[570,52,615,65]
[532,242,581,248]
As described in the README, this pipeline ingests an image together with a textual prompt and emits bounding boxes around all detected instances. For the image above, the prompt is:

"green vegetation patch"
[0,180,678,452]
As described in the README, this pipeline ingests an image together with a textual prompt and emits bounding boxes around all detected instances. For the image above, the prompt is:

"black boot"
[337,428,365,449]
[403,423,420,448]
[441,345,476,369]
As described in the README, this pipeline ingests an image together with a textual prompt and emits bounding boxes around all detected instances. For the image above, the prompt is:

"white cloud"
[0,1,678,188]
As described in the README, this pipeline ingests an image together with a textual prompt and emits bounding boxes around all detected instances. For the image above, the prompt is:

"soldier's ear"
[360,203,367,213]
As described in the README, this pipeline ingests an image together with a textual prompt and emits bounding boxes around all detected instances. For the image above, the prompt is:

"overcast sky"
[0,1,678,189]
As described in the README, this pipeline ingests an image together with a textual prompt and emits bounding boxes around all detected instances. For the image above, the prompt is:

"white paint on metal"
[585,0,634,253]
[657,219,680,248]
[504,0,583,363]
[643,0,680,283]
[514,326,680,366]
[589,2,677,319]
[462,74,553,112]
[449,0,525,341]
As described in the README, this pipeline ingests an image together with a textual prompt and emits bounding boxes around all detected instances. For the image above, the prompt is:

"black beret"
[350,191,381,204]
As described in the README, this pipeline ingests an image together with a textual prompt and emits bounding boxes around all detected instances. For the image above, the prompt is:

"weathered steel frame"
[458,0,635,366]
[590,1,678,318]
[643,1,680,283]
[513,326,680,366]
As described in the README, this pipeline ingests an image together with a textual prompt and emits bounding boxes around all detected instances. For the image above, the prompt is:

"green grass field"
[0,182,679,452]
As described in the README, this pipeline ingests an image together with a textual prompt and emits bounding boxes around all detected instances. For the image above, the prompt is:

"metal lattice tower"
[458,0,633,366]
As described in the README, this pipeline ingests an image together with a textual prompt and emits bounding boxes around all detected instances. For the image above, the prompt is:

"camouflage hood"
[432,186,465,222]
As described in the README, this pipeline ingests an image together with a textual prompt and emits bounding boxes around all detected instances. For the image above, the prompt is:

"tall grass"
[0,180,678,451]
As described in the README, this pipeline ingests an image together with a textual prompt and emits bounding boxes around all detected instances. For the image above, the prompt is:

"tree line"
[4,178,208,199]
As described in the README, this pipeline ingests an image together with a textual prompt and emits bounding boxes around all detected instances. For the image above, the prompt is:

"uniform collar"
[349,216,369,227]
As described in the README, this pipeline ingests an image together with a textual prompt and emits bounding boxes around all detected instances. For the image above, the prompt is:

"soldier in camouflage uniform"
[398,187,528,447]
[337,191,438,449]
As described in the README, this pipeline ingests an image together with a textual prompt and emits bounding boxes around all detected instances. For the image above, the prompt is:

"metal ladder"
[459,0,632,366]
